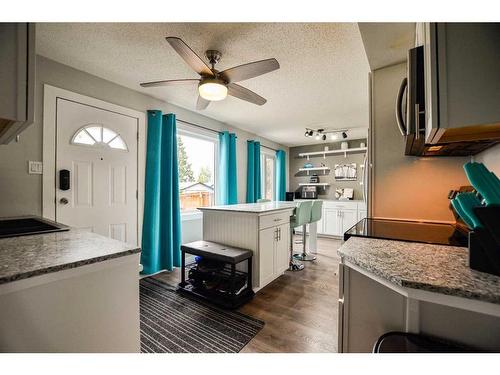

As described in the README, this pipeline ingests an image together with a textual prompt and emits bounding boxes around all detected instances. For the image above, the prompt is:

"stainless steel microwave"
[396,46,426,156]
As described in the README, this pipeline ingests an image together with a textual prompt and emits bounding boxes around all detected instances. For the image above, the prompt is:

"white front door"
[56,98,138,245]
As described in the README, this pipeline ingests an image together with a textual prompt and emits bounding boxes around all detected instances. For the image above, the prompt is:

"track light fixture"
[304,128,349,141]
[304,129,314,137]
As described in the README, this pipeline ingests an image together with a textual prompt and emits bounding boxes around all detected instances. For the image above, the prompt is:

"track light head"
[342,131,347,139]
[322,134,326,141]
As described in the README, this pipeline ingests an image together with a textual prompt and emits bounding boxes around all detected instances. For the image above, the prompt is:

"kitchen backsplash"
[289,139,367,201]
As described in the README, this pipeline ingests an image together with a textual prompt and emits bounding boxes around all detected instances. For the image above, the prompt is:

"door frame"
[42,84,146,244]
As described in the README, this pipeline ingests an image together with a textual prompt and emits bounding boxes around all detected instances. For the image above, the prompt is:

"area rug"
[139,277,264,353]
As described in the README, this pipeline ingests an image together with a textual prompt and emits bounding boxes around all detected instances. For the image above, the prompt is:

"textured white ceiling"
[36,23,370,146]
[358,23,415,70]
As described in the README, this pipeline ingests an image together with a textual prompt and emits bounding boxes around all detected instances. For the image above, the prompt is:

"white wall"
[0,56,289,243]
[476,144,500,175]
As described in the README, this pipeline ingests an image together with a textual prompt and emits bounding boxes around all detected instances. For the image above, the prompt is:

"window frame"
[260,148,276,201]
[70,124,129,151]
[176,123,219,220]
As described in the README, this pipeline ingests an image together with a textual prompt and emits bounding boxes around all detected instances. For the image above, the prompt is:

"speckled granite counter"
[338,237,500,304]
[0,230,140,285]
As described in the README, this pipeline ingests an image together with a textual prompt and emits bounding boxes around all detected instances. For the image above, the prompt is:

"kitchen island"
[0,229,140,352]
[199,202,303,290]
[337,237,500,352]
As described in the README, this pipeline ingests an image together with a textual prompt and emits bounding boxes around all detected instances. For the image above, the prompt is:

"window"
[177,129,217,213]
[71,124,128,151]
[261,152,276,201]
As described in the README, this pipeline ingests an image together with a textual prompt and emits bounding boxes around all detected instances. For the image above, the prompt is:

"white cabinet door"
[259,226,276,288]
[274,223,290,275]
[341,209,358,235]
[323,208,341,236]
[316,211,325,234]
[358,210,367,221]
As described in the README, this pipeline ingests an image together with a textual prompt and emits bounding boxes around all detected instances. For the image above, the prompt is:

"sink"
[0,216,69,239]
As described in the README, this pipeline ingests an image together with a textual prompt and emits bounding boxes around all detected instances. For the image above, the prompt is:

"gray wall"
[0,55,288,218]
[371,63,470,223]
[289,139,367,200]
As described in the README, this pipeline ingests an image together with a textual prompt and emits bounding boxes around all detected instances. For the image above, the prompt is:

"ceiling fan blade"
[220,58,280,83]
[140,79,199,88]
[196,95,210,110]
[227,83,267,106]
[166,37,214,77]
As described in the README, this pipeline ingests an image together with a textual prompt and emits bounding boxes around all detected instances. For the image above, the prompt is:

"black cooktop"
[344,218,468,247]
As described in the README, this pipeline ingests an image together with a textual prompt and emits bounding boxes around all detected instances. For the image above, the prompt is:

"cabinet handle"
[274,229,278,242]
[273,218,282,222]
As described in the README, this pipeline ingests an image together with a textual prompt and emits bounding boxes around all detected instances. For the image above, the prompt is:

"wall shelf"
[297,166,330,176]
[298,183,330,187]
[298,147,368,159]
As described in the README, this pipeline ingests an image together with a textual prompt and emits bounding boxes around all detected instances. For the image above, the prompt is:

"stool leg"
[293,224,317,262]
[289,226,304,271]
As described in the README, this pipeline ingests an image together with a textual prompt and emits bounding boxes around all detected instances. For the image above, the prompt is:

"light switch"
[28,161,43,175]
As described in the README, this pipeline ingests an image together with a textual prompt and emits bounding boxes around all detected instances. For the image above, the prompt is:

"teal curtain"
[246,140,261,203]
[217,131,238,205]
[275,149,286,201]
[141,111,181,275]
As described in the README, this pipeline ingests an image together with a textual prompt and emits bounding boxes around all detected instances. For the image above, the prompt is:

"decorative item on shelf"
[335,188,353,200]
[320,162,326,167]
[324,146,329,151]
[334,163,357,181]
[303,162,314,169]
[360,142,366,148]
[341,141,349,150]
[309,174,320,183]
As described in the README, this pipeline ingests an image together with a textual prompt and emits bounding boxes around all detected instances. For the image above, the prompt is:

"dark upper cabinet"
[418,23,500,148]
[0,23,35,144]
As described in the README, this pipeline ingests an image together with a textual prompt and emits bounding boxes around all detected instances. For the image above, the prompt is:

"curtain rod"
[177,118,221,135]
[177,118,279,152]
[261,144,278,152]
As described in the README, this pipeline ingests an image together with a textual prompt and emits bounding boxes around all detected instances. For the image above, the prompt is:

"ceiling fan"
[140,37,280,110]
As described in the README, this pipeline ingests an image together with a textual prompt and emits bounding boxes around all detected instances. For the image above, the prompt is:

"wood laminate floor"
[153,235,342,353]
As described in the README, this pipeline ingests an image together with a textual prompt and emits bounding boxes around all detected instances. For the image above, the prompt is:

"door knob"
[59,197,69,205]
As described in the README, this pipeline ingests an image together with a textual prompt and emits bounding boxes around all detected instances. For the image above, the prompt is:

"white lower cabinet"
[315,201,367,237]
[341,209,358,234]
[258,222,290,288]
[274,223,290,275]
[323,208,341,236]
[258,227,276,287]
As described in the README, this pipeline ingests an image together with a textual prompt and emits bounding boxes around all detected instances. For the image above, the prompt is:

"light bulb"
[315,134,321,140]
[198,80,228,101]
[331,133,339,140]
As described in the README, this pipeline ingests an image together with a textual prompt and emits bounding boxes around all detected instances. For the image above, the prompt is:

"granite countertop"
[338,237,500,304]
[0,230,140,285]
[198,201,298,213]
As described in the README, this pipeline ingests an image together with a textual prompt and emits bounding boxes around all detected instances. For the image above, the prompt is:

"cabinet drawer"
[259,211,290,230]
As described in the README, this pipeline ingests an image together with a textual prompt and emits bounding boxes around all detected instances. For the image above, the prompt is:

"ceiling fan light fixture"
[198,79,228,101]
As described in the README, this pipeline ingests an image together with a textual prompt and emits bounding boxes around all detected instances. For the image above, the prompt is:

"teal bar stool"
[289,201,313,271]
[294,200,322,261]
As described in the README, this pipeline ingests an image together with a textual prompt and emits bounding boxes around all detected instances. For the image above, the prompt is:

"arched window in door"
[71,124,128,151]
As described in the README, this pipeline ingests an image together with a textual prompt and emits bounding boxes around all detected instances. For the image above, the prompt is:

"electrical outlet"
[28,161,43,175]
